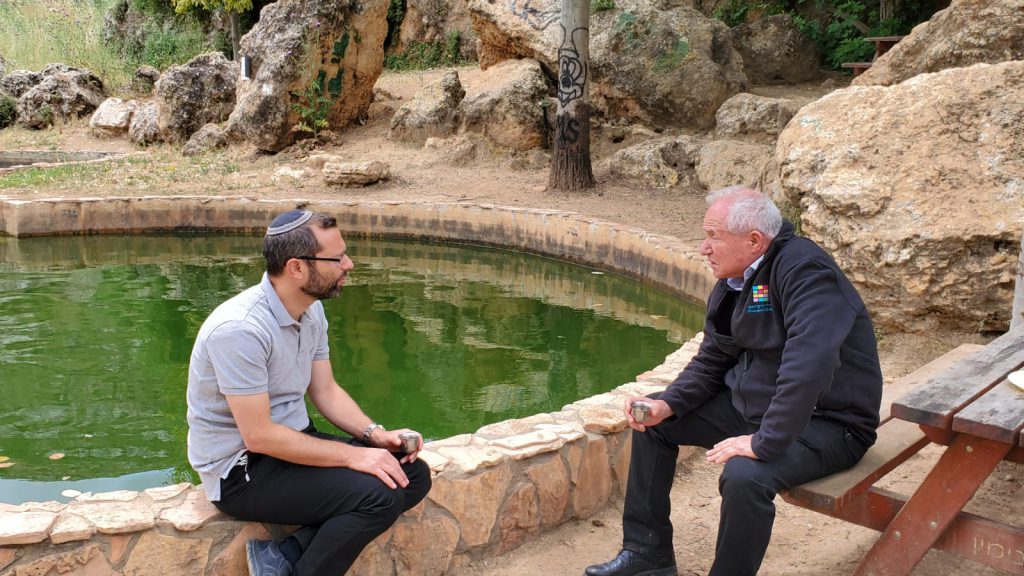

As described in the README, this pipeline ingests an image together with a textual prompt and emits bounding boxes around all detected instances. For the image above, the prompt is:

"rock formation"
[731,14,820,84]
[154,52,236,143]
[389,70,465,143]
[468,0,748,129]
[395,0,477,60]
[775,61,1024,332]
[227,0,388,152]
[460,59,550,151]
[15,64,106,129]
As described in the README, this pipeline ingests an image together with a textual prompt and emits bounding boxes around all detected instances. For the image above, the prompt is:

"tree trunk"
[548,0,594,191]
[879,0,901,22]
[229,11,241,61]
[1012,233,1024,330]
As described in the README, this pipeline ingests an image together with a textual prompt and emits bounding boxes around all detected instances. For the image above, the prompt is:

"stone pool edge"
[0,196,715,575]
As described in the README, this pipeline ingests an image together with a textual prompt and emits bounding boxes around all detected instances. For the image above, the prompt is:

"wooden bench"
[841,62,874,77]
[782,343,981,520]
[841,35,906,76]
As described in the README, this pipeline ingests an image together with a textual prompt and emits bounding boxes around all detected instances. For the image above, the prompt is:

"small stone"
[322,161,390,187]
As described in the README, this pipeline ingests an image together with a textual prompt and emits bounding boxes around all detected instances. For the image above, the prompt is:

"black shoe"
[584,549,677,576]
[245,539,293,576]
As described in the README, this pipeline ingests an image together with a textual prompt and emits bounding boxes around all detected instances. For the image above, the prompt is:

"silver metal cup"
[631,401,652,423]
[399,432,421,453]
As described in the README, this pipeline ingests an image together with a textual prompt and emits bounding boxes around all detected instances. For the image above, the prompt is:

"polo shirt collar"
[726,254,765,292]
[261,273,299,327]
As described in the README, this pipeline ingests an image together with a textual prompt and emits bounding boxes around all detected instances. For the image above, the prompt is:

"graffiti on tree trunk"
[557,24,587,108]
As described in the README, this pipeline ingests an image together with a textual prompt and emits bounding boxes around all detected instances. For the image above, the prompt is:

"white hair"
[706,186,783,238]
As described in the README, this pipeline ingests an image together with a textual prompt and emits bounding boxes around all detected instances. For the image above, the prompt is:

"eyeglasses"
[295,256,345,263]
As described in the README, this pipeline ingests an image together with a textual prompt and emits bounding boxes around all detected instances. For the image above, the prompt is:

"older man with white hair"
[586,187,883,576]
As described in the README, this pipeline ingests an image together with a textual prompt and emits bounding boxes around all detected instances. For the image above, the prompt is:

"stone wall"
[0,197,713,575]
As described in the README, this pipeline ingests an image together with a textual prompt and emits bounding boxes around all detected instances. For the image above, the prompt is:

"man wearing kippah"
[186,210,431,576]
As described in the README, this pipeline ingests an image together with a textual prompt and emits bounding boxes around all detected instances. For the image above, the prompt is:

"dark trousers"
[214,425,432,576]
[623,389,867,576]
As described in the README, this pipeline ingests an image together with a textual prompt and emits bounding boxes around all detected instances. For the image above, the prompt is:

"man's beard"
[302,264,344,300]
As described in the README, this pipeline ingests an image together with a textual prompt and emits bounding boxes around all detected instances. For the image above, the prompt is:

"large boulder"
[460,59,550,151]
[389,70,465,143]
[606,135,703,189]
[228,0,389,152]
[154,52,236,142]
[853,0,1024,87]
[695,139,772,191]
[89,97,137,137]
[730,14,820,84]
[16,64,106,129]
[714,93,808,142]
[775,62,1024,333]
[468,0,748,129]
[128,102,161,145]
[182,123,229,156]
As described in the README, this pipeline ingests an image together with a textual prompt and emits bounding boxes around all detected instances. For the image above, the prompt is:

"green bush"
[140,23,211,70]
[37,105,55,128]
[385,0,406,50]
[383,30,466,71]
[592,0,615,12]
[291,77,333,142]
[0,94,17,129]
[711,0,941,72]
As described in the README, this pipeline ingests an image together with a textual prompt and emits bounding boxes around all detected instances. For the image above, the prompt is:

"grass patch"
[0,0,217,93]
[592,0,615,12]
[0,0,135,91]
[0,124,66,150]
[138,23,210,71]
[0,146,242,194]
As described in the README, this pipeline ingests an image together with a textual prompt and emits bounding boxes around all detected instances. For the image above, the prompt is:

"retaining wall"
[0,197,714,575]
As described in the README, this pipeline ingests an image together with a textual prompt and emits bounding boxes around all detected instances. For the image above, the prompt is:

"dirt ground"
[1,66,1021,576]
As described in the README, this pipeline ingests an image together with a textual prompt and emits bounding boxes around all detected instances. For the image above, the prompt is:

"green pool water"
[0,234,704,504]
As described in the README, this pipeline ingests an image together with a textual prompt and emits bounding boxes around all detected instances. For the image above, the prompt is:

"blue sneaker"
[245,539,293,576]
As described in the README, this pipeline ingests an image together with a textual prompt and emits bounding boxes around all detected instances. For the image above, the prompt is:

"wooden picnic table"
[853,327,1024,575]
[842,34,906,76]
[864,35,905,60]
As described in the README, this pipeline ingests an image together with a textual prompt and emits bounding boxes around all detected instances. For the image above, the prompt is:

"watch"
[361,422,384,444]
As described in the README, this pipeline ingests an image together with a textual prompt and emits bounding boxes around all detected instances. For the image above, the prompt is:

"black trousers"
[214,424,432,576]
[623,389,868,576]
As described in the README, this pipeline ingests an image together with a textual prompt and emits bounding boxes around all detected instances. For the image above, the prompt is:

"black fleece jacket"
[660,221,883,461]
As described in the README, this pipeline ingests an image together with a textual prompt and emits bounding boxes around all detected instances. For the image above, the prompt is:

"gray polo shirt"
[186,273,329,501]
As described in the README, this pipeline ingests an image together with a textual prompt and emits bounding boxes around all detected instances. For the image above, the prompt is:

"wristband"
[361,422,384,444]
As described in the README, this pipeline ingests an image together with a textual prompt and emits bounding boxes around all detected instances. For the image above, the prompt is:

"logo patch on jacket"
[747,284,773,313]
[752,284,769,302]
